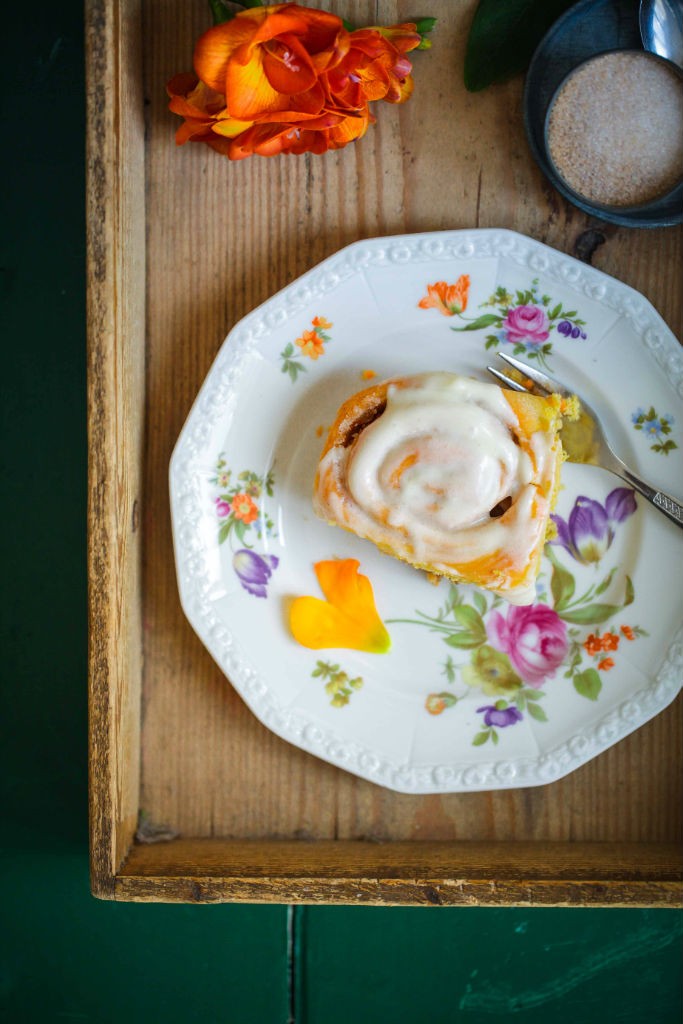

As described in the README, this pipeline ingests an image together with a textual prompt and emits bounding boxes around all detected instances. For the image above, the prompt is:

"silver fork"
[488,351,683,530]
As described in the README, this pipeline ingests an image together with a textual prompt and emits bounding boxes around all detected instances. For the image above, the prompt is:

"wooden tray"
[87,0,683,905]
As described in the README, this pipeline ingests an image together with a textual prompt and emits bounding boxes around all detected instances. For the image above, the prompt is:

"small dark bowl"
[524,0,683,227]
[543,50,683,221]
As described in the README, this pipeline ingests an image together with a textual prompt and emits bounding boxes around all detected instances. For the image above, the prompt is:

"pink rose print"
[487,603,568,688]
[502,305,550,346]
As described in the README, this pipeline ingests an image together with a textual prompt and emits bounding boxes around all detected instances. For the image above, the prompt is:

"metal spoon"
[640,0,683,70]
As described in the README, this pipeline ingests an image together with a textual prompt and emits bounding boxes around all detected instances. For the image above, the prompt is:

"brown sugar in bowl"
[544,50,683,212]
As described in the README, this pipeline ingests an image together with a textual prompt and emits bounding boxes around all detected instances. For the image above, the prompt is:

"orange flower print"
[601,632,620,652]
[296,329,326,360]
[231,493,258,524]
[418,275,470,316]
[598,657,615,671]
[583,633,603,656]
[426,694,448,715]
[281,317,333,381]
[621,625,635,640]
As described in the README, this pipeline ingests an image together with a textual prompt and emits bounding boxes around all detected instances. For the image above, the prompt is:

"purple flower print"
[550,487,637,565]
[557,320,587,340]
[502,305,550,346]
[233,549,279,598]
[215,497,232,518]
[487,604,568,688]
[477,704,524,728]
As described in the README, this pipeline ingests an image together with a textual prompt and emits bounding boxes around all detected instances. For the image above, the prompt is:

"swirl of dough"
[314,372,563,604]
[347,374,531,540]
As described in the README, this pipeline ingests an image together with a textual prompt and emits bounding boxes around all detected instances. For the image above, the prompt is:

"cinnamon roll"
[314,372,566,605]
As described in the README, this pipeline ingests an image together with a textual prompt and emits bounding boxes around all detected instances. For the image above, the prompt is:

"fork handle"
[620,469,683,530]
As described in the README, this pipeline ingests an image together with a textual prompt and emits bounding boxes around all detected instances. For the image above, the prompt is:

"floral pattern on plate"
[312,660,364,707]
[280,316,333,382]
[211,457,278,597]
[393,488,643,744]
[631,406,677,455]
[420,275,588,368]
[170,229,683,793]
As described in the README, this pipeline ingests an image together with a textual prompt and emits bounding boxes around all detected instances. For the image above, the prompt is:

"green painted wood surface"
[1,2,681,1021]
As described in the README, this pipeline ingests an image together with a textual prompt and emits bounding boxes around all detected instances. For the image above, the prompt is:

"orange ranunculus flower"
[296,328,325,359]
[620,625,635,640]
[597,657,615,671]
[312,316,332,329]
[290,559,391,652]
[418,275,471,316]
[231,492,259,524]
[600,632,620,652]
[168,4,422,160]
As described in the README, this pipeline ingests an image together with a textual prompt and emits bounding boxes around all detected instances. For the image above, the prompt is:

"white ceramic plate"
[170,229,683,793]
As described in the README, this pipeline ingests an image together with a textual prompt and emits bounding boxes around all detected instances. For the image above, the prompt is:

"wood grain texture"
[86,0,146,894]
[115,838,683,906]
[88,0,683,903]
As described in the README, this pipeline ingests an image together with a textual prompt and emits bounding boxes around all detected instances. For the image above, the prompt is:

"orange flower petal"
[194,21,253,94]
[290,559,391,652]
[212,115,257,138]
[262,34,317,96]
[228,45,291,118]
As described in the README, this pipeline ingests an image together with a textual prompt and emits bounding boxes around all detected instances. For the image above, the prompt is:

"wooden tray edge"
[86,0,146,897]
[99,838,683,906]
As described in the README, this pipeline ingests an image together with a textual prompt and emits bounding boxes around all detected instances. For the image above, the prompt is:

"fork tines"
[496,352,567,397]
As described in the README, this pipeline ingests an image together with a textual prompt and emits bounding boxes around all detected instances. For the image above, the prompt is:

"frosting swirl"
[315,372,563,604]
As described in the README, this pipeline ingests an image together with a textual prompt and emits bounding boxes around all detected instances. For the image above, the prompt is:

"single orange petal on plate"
[290,559,391,652]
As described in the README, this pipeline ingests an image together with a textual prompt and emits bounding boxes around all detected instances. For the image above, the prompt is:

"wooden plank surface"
[116,838,683,906]
[86,0,146,892]
[135,0,683,850]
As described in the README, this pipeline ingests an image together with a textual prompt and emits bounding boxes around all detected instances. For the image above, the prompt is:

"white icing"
[315,372,560,604]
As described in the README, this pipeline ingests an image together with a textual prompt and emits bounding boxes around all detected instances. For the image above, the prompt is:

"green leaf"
[547,547,575,610]
[451,313,501,332]
[464,0,577,91]
[560,602,625,626]
[548,303,562,320]
[573,668,602,701]
[491,729,499,745]
[415,16,437,34]
[472,730,490,746]
[452,604,486,637]
[472,591,488,618]
[433,691,459,709]
[217,521,231,545]
[594,567,617,598]
[208,0,236,25]
[527,701,548,722]
[442,657,456,684]
[234,518,249,546]
[444,632,485,650]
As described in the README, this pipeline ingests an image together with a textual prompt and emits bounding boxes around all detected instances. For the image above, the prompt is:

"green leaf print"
[452,313,501,332]
[573,668,602,701]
